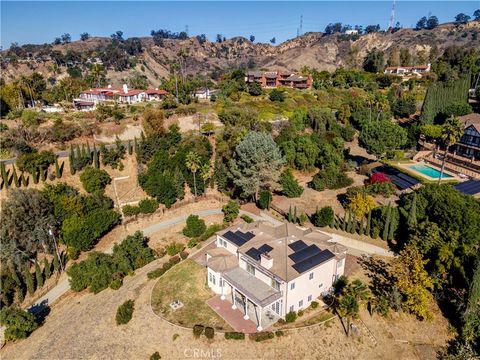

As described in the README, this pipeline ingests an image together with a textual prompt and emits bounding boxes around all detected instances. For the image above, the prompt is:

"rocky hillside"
[2,21,479,85]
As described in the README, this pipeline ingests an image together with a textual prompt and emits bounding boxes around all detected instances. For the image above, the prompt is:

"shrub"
[258,190,272,209]
[150,351,161,360]
[224,332,245,340]
[80,167,112,193]
[312,206,334,227]
[240,214,254,223]
[366,182,396,197]
[310,301,319,309]
[138,198,159,214]
[169,255,181,266]
[309,167,353,191]
[279,170,303,198]
[250,331,275,342]
[147,268,166,279]
[193,324,204,338]
[369,172,391,184]
[179,251,189,260]
[182,215,206,238]
[116,299,134,325]
[17,151,55,175]
[275,330,284,337]
[298,310,305,317]
[166,242,184,256]
[0,306,39,341]
[222,200,240,224]
[285,311,297,323]
[109,277,123,289]
[204,326,215,339]
[269,89,285,102]
[123,204,141,217]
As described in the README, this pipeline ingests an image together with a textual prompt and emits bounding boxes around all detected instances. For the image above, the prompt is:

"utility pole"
[300,15,303,36]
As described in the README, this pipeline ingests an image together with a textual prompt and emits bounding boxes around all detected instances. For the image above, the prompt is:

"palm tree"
[200,162,212,192]
[438,116,463,184]
[170,63,180,102]
[185,152,201,197]
[337,294,359,337]
[89,64,105,87]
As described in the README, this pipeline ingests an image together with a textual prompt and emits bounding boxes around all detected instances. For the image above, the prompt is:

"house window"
[309,272,314,280]
[246,263,255,276]
[271,278,280,291]
[289,305,294,312]
[308,295,312,302]
[290,282,295,290]
[299,300,303,308]
[209,272,216,285]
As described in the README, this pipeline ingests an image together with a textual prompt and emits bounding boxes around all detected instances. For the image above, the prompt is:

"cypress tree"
[366,211,372,237]
[93,144,100,169]
[33,170,40,184]
[388,209,397,242]
[35,261,43,288]
[342,212,347,231]
[55,156,61,178]
[86,142,92,160]
[12,165,20,187]
[43,258,51,279]
[330,213,335,228]
[383,205,392,241]
[407,193,417,228]
[76,145,82,164]
[69,153,75,175]
[0,162,7,185]
[349,213,355,234]
[127,140,132,155]
[40,167,47,182]
[359,217,365,236]
[21,172,28,187]
[81,144,87,158]
[24,267,35,295]
[134,136,139,154]
[293,206,297,223]
[10,266,22,286]
[53,252,60,273]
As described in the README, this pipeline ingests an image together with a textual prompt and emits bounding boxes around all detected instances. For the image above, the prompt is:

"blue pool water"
[409,164,453,179]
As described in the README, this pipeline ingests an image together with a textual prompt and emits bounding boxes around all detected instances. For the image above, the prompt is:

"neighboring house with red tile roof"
[245,71,312,89]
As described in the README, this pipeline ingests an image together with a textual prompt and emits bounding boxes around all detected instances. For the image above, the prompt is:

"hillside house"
[245,71,312,89]
[384,64,431,77]
[456,113,480,161]
[145,89,168,101]
[205,221,346,330]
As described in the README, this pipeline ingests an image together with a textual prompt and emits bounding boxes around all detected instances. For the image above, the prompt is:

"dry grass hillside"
[3,21,479,85]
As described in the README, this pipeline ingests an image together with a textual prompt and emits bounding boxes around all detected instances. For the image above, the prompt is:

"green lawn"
[151,259,231,330]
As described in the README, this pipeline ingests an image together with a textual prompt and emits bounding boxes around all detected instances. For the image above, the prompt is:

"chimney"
[107,84,112,89]
[122,84,128,94]
[260,253,273,269]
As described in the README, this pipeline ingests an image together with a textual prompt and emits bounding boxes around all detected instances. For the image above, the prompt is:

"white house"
[205,221,346,331]
[194,89,217,100]
[384,63,431,76]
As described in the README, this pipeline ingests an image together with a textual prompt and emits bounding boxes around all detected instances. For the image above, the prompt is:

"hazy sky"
[1,1,479,46]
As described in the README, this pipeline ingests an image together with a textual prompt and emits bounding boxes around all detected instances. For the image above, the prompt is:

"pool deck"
[394,161,459,182]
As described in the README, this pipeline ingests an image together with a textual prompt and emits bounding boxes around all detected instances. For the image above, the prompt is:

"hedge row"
[146,253,187,279]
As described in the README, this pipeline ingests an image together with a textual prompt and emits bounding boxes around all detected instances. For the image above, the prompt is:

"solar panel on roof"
[246,247,262,261]
[289,245,321,263]
[288,240,308,252]
[258,244,273,253]
[455,180,480,195]
[236,231,255,241]
[292,250,335,273]
[222,231,247,246]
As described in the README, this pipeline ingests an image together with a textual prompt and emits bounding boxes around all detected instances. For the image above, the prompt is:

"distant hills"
[2,21,479,86]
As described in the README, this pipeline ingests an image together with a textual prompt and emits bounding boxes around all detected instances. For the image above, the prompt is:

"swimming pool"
[408,164,453,179]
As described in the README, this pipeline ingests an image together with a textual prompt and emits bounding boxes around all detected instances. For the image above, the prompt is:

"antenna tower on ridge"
[388,0,396,30]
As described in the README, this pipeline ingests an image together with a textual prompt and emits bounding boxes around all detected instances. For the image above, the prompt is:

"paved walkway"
[207,295,258,333]
[325,232,394,258]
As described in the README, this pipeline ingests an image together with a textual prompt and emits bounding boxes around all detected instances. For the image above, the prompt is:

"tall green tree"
[185,151,201,197]
[438,116,463,183]
[229,132,284,201]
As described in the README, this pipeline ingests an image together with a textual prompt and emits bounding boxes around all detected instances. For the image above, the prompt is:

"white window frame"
[290,282,295,290]
[309,272,314,280]
[299,300,303,308]
[308,295,312,302]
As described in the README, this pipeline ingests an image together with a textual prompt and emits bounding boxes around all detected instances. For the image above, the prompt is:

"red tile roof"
[145,89,168,95]
[118,89,146,97]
